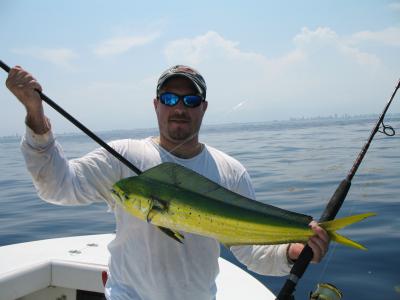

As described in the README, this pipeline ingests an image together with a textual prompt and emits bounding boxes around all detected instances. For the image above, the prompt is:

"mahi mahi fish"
[111,162,375,250]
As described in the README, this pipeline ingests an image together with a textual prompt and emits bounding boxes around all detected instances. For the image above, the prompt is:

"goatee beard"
[168,128,194,141]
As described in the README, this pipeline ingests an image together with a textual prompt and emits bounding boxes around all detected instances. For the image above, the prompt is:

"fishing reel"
[309,283,342,300]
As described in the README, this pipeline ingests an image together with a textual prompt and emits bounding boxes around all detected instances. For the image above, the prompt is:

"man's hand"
[5,66,50,134]
[287,221,330,263]
[6,66,43,110]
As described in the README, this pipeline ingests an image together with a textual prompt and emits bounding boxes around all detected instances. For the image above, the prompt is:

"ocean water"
[0,117,399,299]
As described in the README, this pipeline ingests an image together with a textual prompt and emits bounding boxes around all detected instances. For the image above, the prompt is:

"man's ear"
[202,101,208,113]
[153,98,158,110]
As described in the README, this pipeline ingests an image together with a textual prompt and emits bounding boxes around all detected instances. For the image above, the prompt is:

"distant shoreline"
[1,113,399,140]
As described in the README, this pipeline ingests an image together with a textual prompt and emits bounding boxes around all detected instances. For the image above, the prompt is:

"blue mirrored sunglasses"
[158,92,204,108]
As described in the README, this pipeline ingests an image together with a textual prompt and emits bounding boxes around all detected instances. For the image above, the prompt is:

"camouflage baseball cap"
[157,65,207,99]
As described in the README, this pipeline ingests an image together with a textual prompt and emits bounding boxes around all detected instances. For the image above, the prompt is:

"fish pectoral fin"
[157,226,185,244]
[146,197,169,222]
[152,197,168,211]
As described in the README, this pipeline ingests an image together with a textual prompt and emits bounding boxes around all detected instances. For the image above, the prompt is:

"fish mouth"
[111,189,122,203]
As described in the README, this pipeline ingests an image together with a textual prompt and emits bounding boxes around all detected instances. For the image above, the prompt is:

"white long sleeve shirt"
[20,126,292,300]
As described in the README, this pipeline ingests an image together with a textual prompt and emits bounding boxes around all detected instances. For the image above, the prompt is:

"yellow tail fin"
[320,212,376,250]
[329,232,367,250]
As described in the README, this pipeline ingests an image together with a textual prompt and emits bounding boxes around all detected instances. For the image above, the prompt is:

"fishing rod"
[276,79,400,300]
[0,60,142,176]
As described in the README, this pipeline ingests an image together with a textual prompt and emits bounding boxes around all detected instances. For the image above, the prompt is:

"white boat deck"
[0,234,275,300]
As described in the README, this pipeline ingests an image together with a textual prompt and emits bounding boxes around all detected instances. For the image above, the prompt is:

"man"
[6,65,329,300]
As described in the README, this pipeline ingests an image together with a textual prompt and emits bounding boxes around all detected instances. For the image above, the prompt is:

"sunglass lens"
[160,93,179,106]
[183,95,203,107]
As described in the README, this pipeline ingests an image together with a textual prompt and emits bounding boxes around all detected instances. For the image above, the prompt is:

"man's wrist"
[24,120,54,150]
[25,111,51,135]
[286,243,298,264]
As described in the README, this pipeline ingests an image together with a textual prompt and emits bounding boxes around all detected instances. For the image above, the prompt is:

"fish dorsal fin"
[140,162,311,224]
[142,162,218,193]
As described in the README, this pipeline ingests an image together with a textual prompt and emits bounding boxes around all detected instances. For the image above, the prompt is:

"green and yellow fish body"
[111,162,374,250]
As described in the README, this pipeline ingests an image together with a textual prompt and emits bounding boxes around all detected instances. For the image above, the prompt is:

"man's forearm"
[230,244,292,276]
[25,106,51,135]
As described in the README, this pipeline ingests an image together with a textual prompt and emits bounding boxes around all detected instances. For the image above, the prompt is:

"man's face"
[154,76,208,144]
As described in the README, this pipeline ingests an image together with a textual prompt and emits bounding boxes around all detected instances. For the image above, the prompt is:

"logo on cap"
[171,65,198,75]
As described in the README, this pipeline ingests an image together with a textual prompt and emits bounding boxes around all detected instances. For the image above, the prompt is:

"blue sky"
[1,0,399,136]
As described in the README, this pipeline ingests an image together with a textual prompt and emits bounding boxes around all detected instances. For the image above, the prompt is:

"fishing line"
[317,240,337,282]
[277,79,400,300]
[157,101,249,161]
[317,205,355,283]
[153,131,204,164]
[149,100,241,164]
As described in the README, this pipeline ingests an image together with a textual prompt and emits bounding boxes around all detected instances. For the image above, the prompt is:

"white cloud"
[94,32,160,56]
[165,27,385,71]
[294,27,339,48]
[294,27,381,67]
[164,31,267,66]
[349,27,400,47]
[163,28,397,123]
[12,47,78,69]
[388,2,400,11]
[339,44,381,66]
